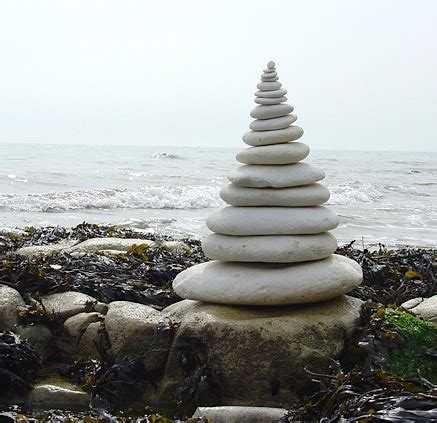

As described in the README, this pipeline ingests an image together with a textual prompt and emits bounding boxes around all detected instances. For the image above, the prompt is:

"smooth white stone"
[220,183,330,207]
[202,233,338,263]
[236,142,309,165]
[254,89,287,98]
[243,126,303,146]
[261,76,279,82]
[254,96,287,105]
[250,104,294,120]
[249,114,296,131]
[206,206,339,235]
[173,255,363,305]
[257,81,282,91]
[262,71,277,78]
[228,162,324,188]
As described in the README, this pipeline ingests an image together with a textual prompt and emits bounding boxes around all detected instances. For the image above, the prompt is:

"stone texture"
[243,126,303,146]
[16,239,78,256]
[173,255,362,305]
[249,114,296,131]
[0,285,25,331]
[40,291,97,320]
[220,183,330,207]
[28,382,90,410]
[402,295,437,324]
[105,301,172,371]
[256,81,282,91]
[254,89,287,98]
[202,233,337,263]
[250,104,293,120]
[192,406,287,422]
[228,163,324,188]
[254,96,287,105]
[15,324,54,360]
[236,142,309,165]
[68,237,154,253]
[160,296,362,406]
[207,206,339,235]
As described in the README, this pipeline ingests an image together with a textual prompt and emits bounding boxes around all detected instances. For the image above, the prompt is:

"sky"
[0,0,436,151]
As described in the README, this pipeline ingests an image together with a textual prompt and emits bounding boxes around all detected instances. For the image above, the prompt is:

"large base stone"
[159,296,362,407]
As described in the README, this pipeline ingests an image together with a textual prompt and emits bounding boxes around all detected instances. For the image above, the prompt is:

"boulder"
[160,296,362,407]
[402,295,437,325]
[0,285,25,331]
[192,406,287,422]
[15,324,54,361]
[40,291,97,320]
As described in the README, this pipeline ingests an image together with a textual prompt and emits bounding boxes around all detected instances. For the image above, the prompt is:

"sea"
[0,143,436,248]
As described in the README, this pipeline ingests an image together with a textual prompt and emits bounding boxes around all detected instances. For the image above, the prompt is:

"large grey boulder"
[41,291,97,320]
[160,296,362,407]
[192,406,287,423]
[15,324,54,360]
[105,301,172,372]
[0,285,25,331]
[402,295,437,325]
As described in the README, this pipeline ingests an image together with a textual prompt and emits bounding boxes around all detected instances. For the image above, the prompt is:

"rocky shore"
[0,223,436,421]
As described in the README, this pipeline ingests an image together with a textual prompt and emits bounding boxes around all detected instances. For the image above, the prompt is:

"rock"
[68,237,154,253]
[77,321,104,360]
[249,114,296,131]
[105,301,172,371]
[220,183,330,207]
[254,89,287,98]
[207,206,339,235]
[202,233,337,263]
[236,142,309,165]
[228,162,324,188]
[16,239,78,256]
[0,227,27,237]
[243,126,303,146]
[192,406,287,422]
[173,255,362,305]
[0,285,25,331]
[15,324,54,360]
[267,60,275,69]
[250,104,293,120]
[41,291,97,320]
[261,71,277,79]
[28,381,90,410]
[257,81,282,91]
[64,312,103,341]
[161,296,362,406]
[402,295,437,324]
[160,240,191,255]
[254,96,287,105]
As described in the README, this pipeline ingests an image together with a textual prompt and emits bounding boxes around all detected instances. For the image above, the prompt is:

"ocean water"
[0,143,436,247]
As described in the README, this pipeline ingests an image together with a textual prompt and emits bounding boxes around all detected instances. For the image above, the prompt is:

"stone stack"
[173,61,362,305]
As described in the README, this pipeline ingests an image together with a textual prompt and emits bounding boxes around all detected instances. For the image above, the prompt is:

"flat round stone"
[202,233,338,263]
[255,89,287,98]
[254,96,287,105]
[262,71,277,78]
[220,183,330,207]
[263,68,275,73]
[206,206,339,235]
[250,104,294,120]
[257,81,282,91]
[173,254,362,305]
[261,76,279,82]
[249,115,297,131]
[236,142,309,164]
[243,126,303,146]
[228,162,324,188]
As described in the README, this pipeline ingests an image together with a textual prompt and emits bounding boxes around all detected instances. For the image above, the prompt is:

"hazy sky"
[0,0,436,151]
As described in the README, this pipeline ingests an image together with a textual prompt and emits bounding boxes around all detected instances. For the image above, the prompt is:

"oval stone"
[261,76,279,82]
[267,61,275,69]
[261,71,277,78]
[202,233,338,263]
[257,81,282,91]
[220,183,330,207]
[206,206,339,235]
[249,115,297,131]
[250,104,294,120]
[254,96,287,105]
[254,89,287,98]
[243,126,303,146]
[236,142,309,165]
[228,162,324,188]
[173,254,362,305]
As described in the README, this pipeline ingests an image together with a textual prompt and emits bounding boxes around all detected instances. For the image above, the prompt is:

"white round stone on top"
[267,60,275,69]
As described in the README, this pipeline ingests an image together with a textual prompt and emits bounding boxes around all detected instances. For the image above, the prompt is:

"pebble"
[250,104,294,120]
[228,162,324,188]
[220,183,330,206]
[267,61,275,69]
[254,89,287,98]
[257,81,282,91]
[206,206,339,235]
[236,142,309,165]
[202,232,338,263]
[243,126,303,146]
[261,76,279,82]
[173,255,363,305]
[261,71,277,78]
[254,96,287,105]
[249,114,296,131]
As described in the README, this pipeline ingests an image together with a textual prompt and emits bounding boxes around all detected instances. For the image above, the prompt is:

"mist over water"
[0,143,436,247]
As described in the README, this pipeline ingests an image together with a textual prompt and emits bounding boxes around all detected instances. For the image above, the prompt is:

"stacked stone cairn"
[173,61,362,305]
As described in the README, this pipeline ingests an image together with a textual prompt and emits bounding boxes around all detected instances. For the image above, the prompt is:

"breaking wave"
[329,182,384,205]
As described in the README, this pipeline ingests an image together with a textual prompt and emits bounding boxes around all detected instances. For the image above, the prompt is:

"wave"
[0,186,222,212]
[328,182,384,205]
[149,152,188,160]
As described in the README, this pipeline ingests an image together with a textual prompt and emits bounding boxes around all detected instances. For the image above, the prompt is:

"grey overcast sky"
[0,0,436,151]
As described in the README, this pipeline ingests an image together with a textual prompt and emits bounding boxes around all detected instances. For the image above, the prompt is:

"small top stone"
[267,61,275,69]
